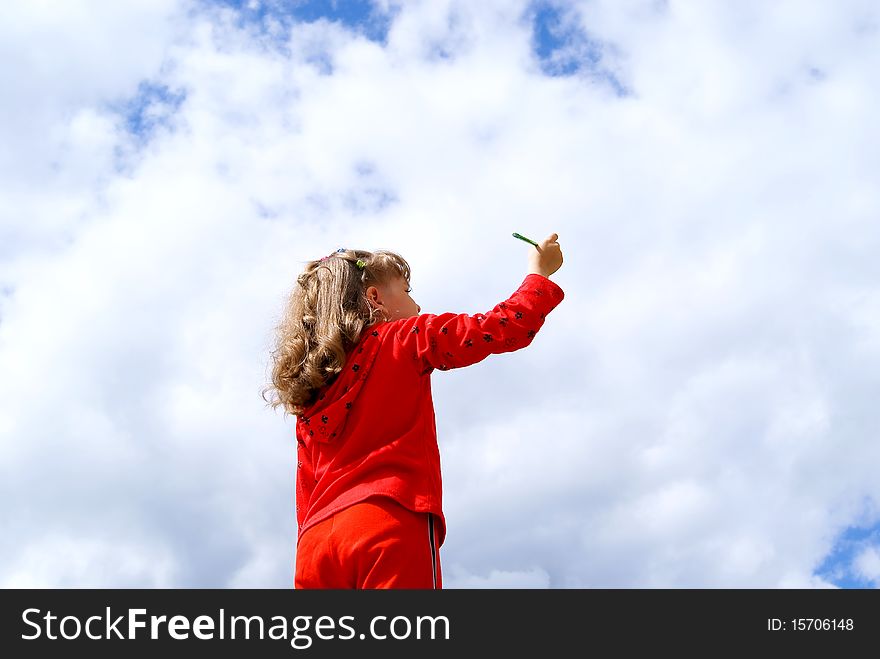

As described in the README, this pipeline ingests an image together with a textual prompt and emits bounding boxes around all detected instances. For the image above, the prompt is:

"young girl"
[262,233,565,588]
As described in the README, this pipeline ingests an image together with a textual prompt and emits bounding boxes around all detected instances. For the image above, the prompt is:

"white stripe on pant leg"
[427,514,437,589]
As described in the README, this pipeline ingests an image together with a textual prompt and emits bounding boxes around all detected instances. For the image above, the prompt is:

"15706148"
[767,618,854,631]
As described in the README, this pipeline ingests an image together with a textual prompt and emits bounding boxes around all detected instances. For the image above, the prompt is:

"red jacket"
[295,273,565,547]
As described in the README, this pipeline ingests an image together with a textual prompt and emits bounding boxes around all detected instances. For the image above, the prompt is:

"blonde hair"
[261,248,412,417]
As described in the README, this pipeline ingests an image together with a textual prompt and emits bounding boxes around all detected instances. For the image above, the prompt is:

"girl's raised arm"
[390,273,564,376]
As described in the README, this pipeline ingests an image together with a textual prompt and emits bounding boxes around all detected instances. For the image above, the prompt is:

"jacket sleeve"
[390,274,565,376]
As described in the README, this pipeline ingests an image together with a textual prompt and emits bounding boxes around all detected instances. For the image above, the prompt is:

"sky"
[1,0,879,588]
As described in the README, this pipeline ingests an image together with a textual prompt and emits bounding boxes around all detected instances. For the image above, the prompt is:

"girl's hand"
[527,232,563,278]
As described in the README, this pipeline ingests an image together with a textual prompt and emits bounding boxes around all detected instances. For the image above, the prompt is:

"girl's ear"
[365,285,382,309]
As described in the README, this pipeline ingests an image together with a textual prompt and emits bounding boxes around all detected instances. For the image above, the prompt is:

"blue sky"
[213,0,396,44]
[1,0,879,588]
[817,523,880,588]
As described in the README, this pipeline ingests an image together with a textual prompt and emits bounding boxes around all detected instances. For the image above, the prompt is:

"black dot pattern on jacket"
[464,339,473,348]
[321,415,328,423]
[527,329,536,339]
[352,364,359,372]
[441,327,448,334]
[483,333,493,342]
[515,311,523,319]
[372,330,379,337]
[346,402,352,410]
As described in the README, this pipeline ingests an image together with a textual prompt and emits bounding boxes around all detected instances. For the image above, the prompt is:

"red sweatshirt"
[295,273,565,547]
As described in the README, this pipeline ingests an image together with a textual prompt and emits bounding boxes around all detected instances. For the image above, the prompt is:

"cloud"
[1,0,879,587]
[445,565,551,589]
[852,544,880,586]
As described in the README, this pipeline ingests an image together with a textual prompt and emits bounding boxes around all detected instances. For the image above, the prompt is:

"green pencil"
[512,232,539,248]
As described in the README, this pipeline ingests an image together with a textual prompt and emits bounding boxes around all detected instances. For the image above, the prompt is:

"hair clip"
[319,248,347,262]
[356,259,366,269]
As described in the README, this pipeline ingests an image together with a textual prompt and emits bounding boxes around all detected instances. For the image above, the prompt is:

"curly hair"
[261,248,412,417]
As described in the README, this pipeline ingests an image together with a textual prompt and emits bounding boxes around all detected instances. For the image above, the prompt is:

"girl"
[262,233,565,588]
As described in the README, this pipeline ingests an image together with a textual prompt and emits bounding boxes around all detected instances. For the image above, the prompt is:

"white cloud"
[852,544,880,586]
[445,565,551,589]
[1,0,879,587]
[1,532,178,589]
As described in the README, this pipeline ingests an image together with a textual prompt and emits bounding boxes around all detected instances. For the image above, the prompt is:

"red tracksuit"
[294,273,565,588]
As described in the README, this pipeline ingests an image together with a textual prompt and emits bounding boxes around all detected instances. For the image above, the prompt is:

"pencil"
[512,232,539,248]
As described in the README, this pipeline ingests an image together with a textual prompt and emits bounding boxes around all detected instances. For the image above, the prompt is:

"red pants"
[295,497,442,589]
